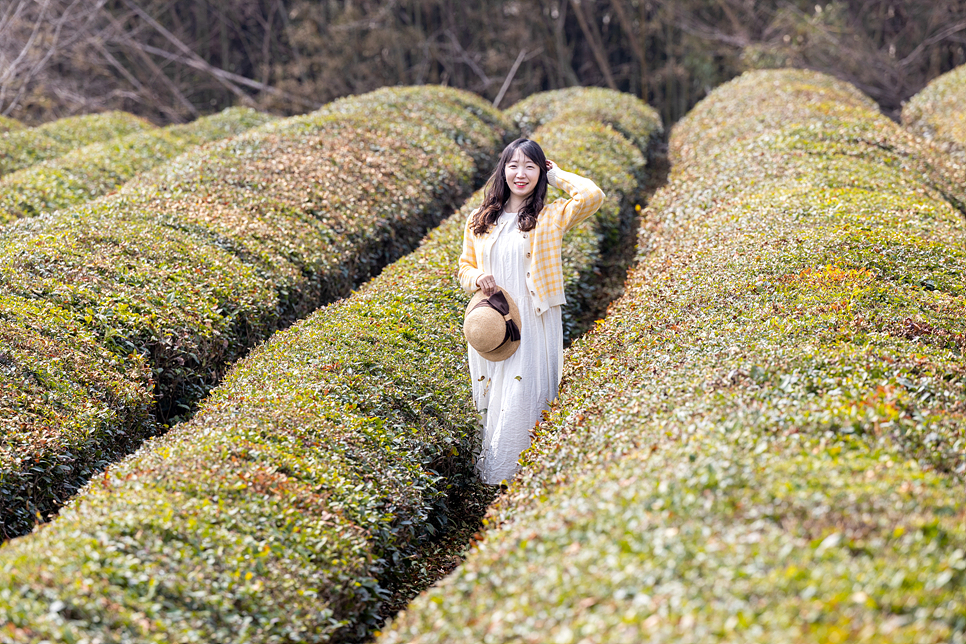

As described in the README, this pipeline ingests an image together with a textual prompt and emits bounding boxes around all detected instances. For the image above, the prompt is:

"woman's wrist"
[547,165,559,189]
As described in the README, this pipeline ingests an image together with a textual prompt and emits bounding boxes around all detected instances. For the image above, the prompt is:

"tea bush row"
[0,107,276,223]
[0,87,660,642]
[0,111,153,177]
[903,63,966,172]
[0,86,510,538]
[379,69,966,644]
[509,86,660,155]
[323,86,520,185]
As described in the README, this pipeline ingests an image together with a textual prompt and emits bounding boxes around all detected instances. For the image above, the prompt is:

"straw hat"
[464,287,521,361]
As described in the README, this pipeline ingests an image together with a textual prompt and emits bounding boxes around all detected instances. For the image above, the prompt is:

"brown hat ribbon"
[471,291,521,349]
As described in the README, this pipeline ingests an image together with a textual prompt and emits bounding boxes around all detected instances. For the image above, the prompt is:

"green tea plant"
[0,86,509,538]
[509,86,661,155]
[322,86,518,184]
[903,63,966,171]
[0,116,22,134]
[378,69,966,644]
[0,87,660,643]
[0,107,276,222]
[0,111,153,176]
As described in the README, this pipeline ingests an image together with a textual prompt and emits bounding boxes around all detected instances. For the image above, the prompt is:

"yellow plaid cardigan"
[458,167,605,316]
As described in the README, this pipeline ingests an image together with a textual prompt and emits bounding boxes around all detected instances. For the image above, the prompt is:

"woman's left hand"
[546,159,557,172]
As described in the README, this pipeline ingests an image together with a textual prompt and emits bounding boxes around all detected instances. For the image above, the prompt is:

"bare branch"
[0,0,53,86]
[122,0,254,103]
[443,30,492,87]
[493,48,527,108]
[134,42,321,110]
[2,0,95,116]
[98,7,199,117]
[122,0,320,110]
[569,0,617,89]
[898,20,966,68]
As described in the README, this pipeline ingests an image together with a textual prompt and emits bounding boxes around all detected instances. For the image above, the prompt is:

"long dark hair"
[471,138,548,236]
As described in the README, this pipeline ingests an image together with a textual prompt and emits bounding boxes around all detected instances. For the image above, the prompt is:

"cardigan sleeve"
[547,168,605,232]
[457,213,484,294]
[547,165,560,189]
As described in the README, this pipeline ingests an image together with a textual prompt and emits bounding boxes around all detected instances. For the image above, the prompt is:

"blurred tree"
[1,0,964,126]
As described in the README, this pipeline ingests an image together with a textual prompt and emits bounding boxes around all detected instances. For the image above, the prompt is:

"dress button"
[526,252,531,258]
[526,272,530,277]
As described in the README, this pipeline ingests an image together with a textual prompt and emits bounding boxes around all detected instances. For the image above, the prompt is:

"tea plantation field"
[0,111,153,177]
[1,64,963,644]
[379,69,966,643]
[0,88,660,642]
[0,86,508,537]
[0,107,277,223]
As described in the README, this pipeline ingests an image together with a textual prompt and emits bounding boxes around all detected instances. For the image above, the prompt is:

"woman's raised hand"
[545,159,557,172]
[478,274,498,296]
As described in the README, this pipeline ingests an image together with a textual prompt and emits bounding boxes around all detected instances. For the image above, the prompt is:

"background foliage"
[2,1,965,127]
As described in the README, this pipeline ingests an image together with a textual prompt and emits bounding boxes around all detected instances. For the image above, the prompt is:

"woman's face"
[504,148,541,201]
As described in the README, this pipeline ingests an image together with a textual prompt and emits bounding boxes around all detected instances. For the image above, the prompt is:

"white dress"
[469,210,564,484]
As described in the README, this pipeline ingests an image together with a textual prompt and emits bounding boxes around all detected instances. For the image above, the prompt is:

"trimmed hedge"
[0,116,22,134]
[0,107,277,223]
[0,111,153,177]
[323,86,519,184]
[378,69,966,643]
[0,295,154,540]
[903,64,966,168]
[509,86,661,155]
[0,88,659,643]
[0,86,509,538]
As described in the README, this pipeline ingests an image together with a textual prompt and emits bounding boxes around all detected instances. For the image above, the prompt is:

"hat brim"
[465,287,522,362]
[477,336,520,362]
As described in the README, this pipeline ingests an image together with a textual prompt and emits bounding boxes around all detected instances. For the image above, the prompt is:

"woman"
[458,138,604,484]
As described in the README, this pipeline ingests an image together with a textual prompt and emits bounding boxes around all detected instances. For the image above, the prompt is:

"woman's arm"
[545,162,605,232]
[458,214,484,294]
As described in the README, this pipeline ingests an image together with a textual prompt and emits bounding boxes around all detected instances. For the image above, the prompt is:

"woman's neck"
[505,195,527,213]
